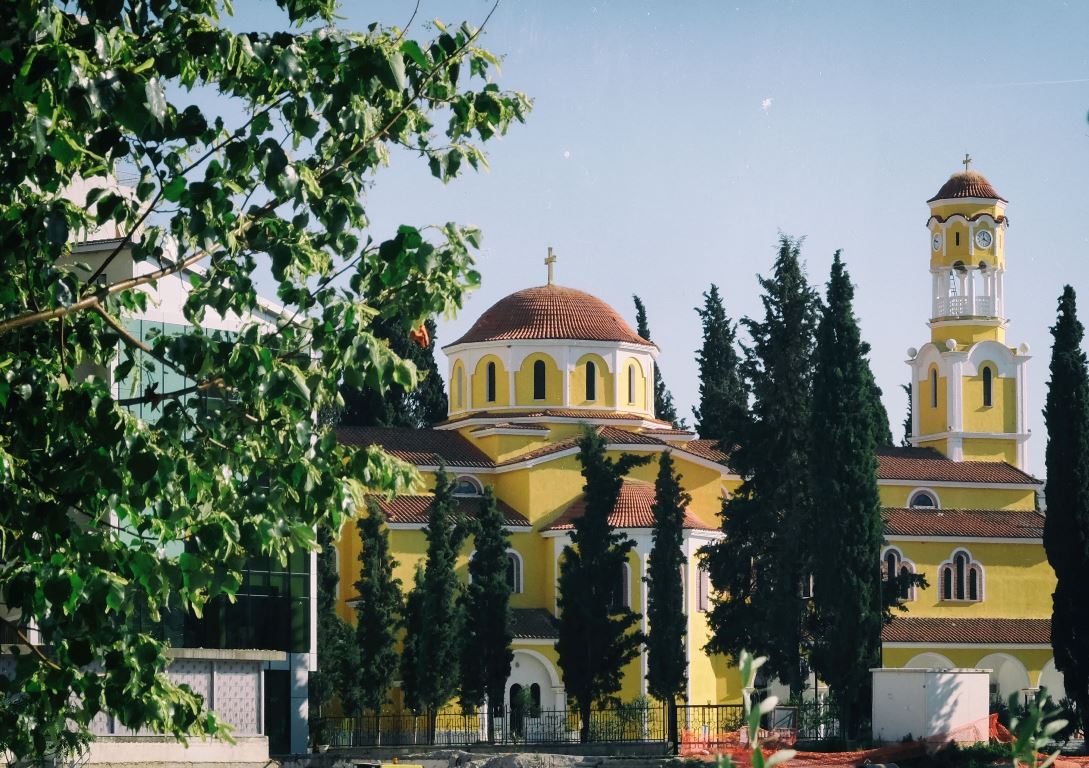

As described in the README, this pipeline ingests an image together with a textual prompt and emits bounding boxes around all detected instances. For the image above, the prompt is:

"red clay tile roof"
[884,508,1043,539]
[338,426,494,468]
[928,170,1007,203]
[681,439,731,465]
[446,285,654,347]
[544,480,715,531]
[882,617,1050,645]
[372,494,530,527]
[876,447,1040,485]
[511,608,558,639]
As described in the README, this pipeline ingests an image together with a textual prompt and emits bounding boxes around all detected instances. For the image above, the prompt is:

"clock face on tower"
[932,234,943,251]
[975,229,993,249]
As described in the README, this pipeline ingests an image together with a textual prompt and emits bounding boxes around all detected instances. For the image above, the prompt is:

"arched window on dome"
[486,361,497,403]
[455,365,465,408]
[610,561,629,610]
[533,360,546,400]
[585,361,597,401]
[983,365,993,407]
[930,368,938,409]
[627,364,635,404]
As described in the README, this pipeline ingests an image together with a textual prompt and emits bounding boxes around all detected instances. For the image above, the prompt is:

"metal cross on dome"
[963,153,972,172]
[545,246,557,285]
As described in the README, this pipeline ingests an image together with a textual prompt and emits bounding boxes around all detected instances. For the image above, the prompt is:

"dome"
[928,170,1006,203]
[446,284,653,348]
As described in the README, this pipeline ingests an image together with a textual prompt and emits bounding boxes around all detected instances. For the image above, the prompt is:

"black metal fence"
[317,703,664,747]
[315,702,840,748]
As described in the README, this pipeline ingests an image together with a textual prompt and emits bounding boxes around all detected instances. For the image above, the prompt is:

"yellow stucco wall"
[471,354,510,408]
[963,369,1016,433]
[514,352,564,407]
[919,367,947,436]
[878,484,1036,511]
[882,647,1052,689]
[961,438,1019,464]
[886,539,1052,619]
[931,323,1007,347]
[569,353,614,407]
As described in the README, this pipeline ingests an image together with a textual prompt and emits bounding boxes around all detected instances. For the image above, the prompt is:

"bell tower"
[907,160,1031,468]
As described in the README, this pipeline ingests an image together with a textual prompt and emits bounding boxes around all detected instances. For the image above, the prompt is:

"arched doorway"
[976,653,1031,702]
[499,651,562,740]
[1038,659,1066,703]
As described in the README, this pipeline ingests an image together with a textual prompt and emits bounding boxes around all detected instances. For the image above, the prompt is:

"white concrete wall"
[872,668,991,744]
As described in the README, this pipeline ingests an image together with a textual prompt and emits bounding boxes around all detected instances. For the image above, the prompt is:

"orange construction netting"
[677,715,1089,767]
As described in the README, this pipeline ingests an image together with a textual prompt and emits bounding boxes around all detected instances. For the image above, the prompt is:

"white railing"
[935,295,996,318]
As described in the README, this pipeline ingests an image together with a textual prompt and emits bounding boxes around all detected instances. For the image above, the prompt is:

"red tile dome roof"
[447,284,653,347]
[927,170,1006,203]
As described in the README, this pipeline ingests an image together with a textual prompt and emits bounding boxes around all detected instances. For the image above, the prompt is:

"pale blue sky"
[231,0,1089,475]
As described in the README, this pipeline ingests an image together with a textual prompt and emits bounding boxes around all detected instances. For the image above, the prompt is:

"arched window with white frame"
[505,549,523,594]
[939,548,984,602]
[909,489,939,509]
[882,546,917,601]
[610,561,630,611]
[452,475,483,496]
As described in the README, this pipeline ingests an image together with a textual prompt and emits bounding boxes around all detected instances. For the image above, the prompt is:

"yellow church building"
[334,164,1060,717]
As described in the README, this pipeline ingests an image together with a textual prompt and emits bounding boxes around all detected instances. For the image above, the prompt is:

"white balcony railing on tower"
[935,296,996,318]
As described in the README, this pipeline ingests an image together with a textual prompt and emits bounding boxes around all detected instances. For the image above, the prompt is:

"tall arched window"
[627,364,635,404]
[696,563,710,612]
[486,361,497,402]
[939,549,983,602]
[610,562,629,610]
[455,365,465,408]
[533,359,546,400]
[930,368,938,408]
[882,547,916,601]
[585,361,597,401]
[982,366,993,407]
[505,550,523,594]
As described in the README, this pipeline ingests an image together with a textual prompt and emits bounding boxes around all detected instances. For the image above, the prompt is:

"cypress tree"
[354,502,403,740]
[341,316,447,428]
[693,284,746,449]
[556,428,650,742]
[309,522,360,736]
[400,565,426,717]
[646,452,690,751]
[861,354,893,448]
[703,236,818,696]
[459,487,514,742]
[1043,286,1089,736]
[414,468,468,741]
[633,295,682,426]
[900,382,913,447]
[806,252,885,737]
